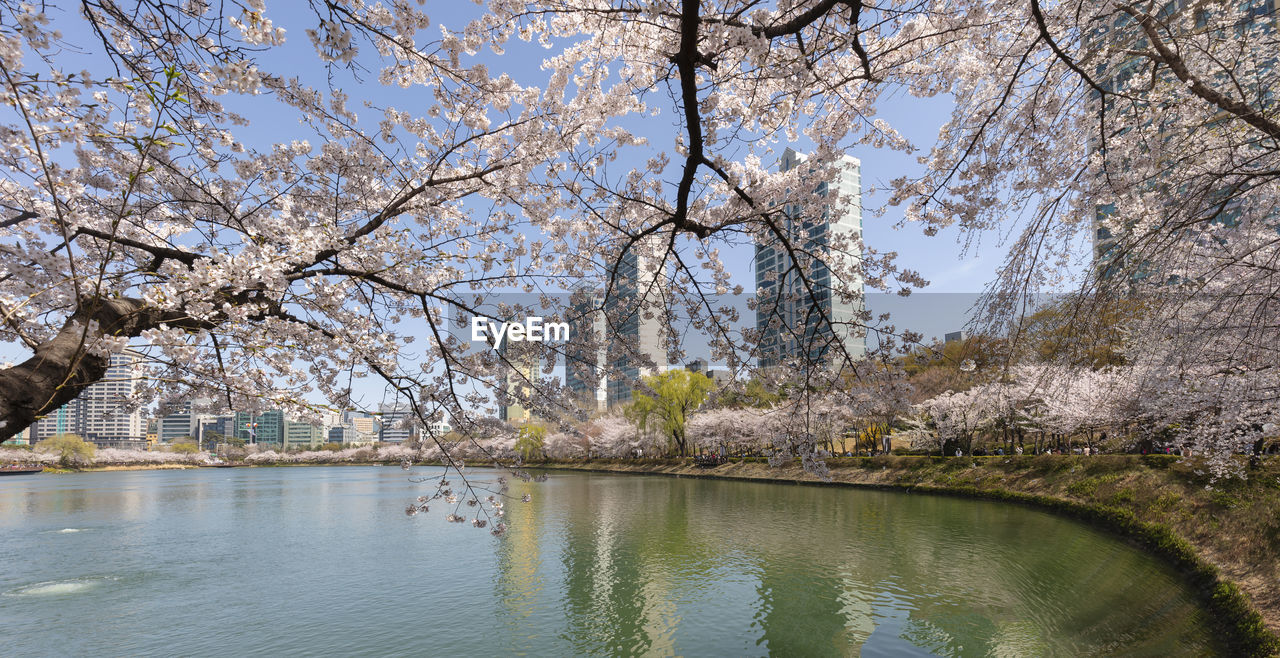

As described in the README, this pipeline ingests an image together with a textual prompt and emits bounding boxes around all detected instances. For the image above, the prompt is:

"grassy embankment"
[536,454,1280,657]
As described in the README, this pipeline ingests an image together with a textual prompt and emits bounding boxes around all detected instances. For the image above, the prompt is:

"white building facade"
[755,148,866,370]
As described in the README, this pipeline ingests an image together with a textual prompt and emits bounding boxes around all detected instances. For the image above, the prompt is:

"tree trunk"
[0,297,206,443]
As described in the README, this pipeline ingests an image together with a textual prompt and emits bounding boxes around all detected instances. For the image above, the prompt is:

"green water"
[0,467,1219,656]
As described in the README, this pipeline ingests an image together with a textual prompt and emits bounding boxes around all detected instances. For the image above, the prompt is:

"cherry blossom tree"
[901,0,1280,466]
[0,1,589,446]
[581,414,647,458]
[4,0,1274,486]
[687,406,770,455]
[895,406,942,455]
[0,0,952,454]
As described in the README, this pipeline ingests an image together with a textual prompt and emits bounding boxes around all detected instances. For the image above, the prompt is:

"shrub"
[1066,478,1098,498]
[1140,454,1178,469]
[1109,488,1136,506]
[34,434,95,467]
[1209,489,1242,510]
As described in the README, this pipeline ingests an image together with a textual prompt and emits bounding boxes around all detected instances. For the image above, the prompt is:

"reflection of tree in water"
[553,475,728,655]
[752,566,849,655]
[493,474,1216,655]
[683,481,1211,656]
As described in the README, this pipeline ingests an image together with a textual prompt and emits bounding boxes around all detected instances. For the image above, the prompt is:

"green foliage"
[1066,478,1099,498]
[1031,452,1072,473]
[169,440,200,454]
[1209,489,1243,510]
[515,423,547,460]
[709,376,777,408]
[626,369,715,456]
[898,335,1007,402]
[1018,294,1143,368]
[741,378,780,407]
[1151,491,1183,510]
[1140,454,1178,469]
[34,433,95,467]
[320,442,344,452]
[1083,454,1136,474]
[1109,488,1136,506]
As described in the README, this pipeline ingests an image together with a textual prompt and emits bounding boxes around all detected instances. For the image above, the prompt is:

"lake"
[0,466,1219,656]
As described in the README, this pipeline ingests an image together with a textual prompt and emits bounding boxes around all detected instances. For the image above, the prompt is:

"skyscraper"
[564,238,670,410]
[1088,1,1280,280]
[754,148,866,370]
[30,351,145,448]
[78,352,144,447]
[497,340,541,423]
[565,285,609,411]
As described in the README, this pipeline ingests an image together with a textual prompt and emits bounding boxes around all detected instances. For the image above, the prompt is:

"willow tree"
[3,0,1275,481]
[627,369,715,456]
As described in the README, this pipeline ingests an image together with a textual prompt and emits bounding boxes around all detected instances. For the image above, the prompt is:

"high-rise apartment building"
[30,403,75,442]
[1089,1,1279,278]
[755,148,866,370]
[29,352,145,448]
[497,341,541,424]
[565,239,670,411]
[77,352,144,447]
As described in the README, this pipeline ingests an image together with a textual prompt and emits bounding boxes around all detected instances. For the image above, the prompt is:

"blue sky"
[2,4,1081,408]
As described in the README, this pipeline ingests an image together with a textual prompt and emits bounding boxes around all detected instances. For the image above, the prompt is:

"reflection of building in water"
[495,481,543,634]
[754,549,850,652]
[566,239,669,411]
[550,477,683,654]
[755,148,866,370]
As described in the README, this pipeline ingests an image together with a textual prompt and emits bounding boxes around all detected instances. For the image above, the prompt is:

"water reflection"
[0,468,1219,657]
[494,473,1217,656]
